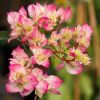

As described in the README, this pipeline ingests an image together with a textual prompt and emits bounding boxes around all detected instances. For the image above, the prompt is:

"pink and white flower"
[60,28,72,42]
[38,17,54,31]
[32,68,62,98]
[28,27,47,47]
[10,46,31,68]
[48,31,60,46]
[6,64,38,96]
[57,7,72,22]
[31,47,52,68]
[45,75,63,94]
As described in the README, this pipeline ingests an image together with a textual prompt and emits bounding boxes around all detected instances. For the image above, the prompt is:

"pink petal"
[45,75,63,89]
[47,4,56,11]
[36,80,48,98]
[28,4,36,18]
[38,17,53,31]
[9,64,26,82]
[20,89,33,96]
[7,12,19,25]
[42,60,50,68]
[19,6,27,16]
[65,62,83,74]
[65,7,72,20]
[18,15,25,24]
[82,23,92,35]
[32,68,43,77]
[6,82,22,93]
[43,49,52,57]
[12,46,28,58]
[9,64,26,74]
[57,7,65,21]
[26,75,38,89]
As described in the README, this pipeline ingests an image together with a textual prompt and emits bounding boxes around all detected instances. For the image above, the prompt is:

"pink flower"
[32,68,63,98]
[79,23,92,50]
[19,6,27,17]
[7,6,34,41]
[46,4,57,11]
[32,68,48,98]
[60,28,72,42]
[48,31,60,46]
[11,46,28,58]
[6,75,38,96]
[28,3,58,28]
[6,64,38,96]
[17,15,33,26]
[82,23,92,37]
[38,17,54,31]
[8,64,27,82]
[7,6,27,28]
[65,7,72,20]
[35,80,49,98]
[45,75,63,94]
[72,24,92,52]
[32,68,44,80]
[46,4,58,24]
[28,27,47,47]
[7,12,19,29]
[57,7,72,22]
[28,4,36,18]
[31,47,52,68]
[28,3,45,20]
[10,46,31,68]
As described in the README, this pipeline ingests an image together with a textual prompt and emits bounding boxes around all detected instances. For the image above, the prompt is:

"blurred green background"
[0,0,100,100]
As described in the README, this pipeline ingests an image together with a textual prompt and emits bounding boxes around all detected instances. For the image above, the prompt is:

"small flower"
[35,80,49,98]
[6,64,38,96]
[57,7,72,22]
[10,46,31,68]
[28,27,47,47]
[28,3,45,20]
[48,31,60,46]
[19,6,27,17]
[60,28,72,42]
[27,4,36,18]
[32,68,63,98]
[31,47,52,68]
[38,17,54,31]
[45,75,63,94]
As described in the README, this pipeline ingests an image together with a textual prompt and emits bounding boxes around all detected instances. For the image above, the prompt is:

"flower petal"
[19,6,27,16]
[20,89,33,96]
[45,75,63,89]
[65,62,83,74]
[36,80,48,98]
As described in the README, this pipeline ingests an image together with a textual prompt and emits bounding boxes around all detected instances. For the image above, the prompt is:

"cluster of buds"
[6,3,92,99]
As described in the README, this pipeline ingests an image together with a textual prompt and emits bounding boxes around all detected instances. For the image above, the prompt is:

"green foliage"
[0,31,9,45]
[80,73,93,100]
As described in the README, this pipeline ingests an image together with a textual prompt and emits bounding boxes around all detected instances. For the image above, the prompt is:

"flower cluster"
[6,47,63,98]
[6,3,92,98]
